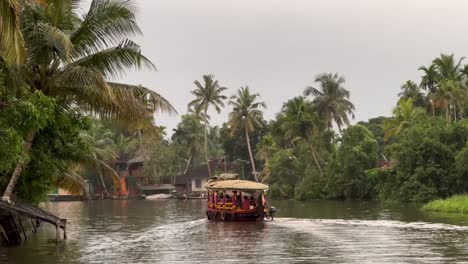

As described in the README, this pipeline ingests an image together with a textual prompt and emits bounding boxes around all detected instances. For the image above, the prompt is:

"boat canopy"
[204,180,268,191]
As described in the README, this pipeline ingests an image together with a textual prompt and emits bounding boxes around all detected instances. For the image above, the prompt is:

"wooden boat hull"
[206,208,265,222]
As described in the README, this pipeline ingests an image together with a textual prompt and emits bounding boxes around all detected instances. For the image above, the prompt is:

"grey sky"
[104,0,468,134]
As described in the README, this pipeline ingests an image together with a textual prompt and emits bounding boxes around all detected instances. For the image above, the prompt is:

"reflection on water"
[1,199,468,263]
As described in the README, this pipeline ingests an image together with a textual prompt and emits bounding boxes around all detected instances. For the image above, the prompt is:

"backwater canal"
[1,199,468,263]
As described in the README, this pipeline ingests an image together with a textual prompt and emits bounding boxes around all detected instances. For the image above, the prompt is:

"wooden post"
[55,225,59,243]
[0,224,9,246]
[63,220,67,240]
[17,216,27,240]
[30,218,37,233]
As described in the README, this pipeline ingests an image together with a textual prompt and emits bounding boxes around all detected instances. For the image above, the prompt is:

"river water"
[1,199,468,263]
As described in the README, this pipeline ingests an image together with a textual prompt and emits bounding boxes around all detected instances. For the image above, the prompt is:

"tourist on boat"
[236,193,242,209]
[242,196,250,210]
[231,191,237,207]
[249,196,256,207]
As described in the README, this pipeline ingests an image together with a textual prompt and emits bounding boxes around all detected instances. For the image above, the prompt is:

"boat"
[205,179,275,221]
[145,193,173,200]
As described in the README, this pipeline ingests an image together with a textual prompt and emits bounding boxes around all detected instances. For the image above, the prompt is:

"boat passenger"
[236,194,242,209]
[242,196,250,210]
[231,191,237,207]
[249,196,256,207]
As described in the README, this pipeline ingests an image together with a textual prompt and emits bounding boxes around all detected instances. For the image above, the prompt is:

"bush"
[422,195,468,214]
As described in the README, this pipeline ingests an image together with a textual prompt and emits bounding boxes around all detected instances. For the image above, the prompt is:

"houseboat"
[205,179,275,221]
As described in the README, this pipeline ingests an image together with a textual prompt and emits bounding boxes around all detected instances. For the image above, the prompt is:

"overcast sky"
[94,0,468,134]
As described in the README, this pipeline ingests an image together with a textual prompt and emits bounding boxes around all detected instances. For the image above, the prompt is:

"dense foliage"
[1,2,467,204]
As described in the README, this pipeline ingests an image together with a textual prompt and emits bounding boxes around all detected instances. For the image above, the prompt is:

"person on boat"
[231,191,237,207]
[242,196,250,210]
[249,196,256,208]
[236,193,242,209]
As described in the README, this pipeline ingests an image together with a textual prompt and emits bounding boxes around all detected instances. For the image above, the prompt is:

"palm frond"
[69,39,155,79]
[71,0,141,58]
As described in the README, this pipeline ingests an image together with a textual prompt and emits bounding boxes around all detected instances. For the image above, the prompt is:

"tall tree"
[398,80,426,108]
[384,98,425,141]
[172,114,204,174]
[188,74,227,178]
[0,0,24,64]
[275,97,324,175]
[1,0,175,202]
[228,87,266,181]
[303,73,355,132]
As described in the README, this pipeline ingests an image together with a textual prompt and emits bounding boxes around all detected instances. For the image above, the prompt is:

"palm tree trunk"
[245,127,258,182]
[306,140,323,176]
[204,115,212,178]
[98,172,109,197]
[453,103,457,122]
[431,100,435,117]
[2,130,35,202]
[183,154,192,175]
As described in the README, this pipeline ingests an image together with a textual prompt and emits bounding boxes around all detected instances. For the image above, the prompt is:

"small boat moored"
[205,179,275,221]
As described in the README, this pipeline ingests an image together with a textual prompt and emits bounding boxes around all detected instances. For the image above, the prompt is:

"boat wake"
[272,217,468,232]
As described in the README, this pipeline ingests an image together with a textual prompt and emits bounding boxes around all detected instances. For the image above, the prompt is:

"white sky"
[86,0,468,134]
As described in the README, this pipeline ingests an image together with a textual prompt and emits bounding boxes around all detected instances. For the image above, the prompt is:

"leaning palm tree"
[398,80,426,108]
[1,0,175,202]
[228,87,266,182]
[188,74,227,177]
[304,73,355,132]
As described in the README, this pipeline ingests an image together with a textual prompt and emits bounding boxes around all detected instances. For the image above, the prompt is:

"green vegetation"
[0,0,174,203]
[1,2,467,206]
[423,195,468,214]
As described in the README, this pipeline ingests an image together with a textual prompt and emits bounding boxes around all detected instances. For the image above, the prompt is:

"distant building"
[174,159,236,193]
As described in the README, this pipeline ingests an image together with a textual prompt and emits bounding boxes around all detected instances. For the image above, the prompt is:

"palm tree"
[432,54,464,81]
[255,134,277,183]
[82,122,120,197]
[418,64,438,93]
[384,98,425,141]
[188,74,227,178]
[276,97,323,175]
[0,0,24,64]
[228,87,266,182]
[1,0,175,202]
[398,80,426,108]
[435,80,465,121]
[304,73,355,132]
[172,115,204,174]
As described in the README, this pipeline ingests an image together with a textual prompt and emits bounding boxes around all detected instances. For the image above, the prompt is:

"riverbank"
[422,195,468,214]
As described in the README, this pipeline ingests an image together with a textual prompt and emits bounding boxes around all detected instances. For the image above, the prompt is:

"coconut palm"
[398,80,426,108]
[303,73,355,132]
[432,54,464,81]
[81,122,120,197]
[276,97,323,175]
[188,74,227,177]
[0,0,23,63]
[384,99,425,141]
[255,134,277,183]
[1,0,175,202]
[172,115,204,174]
[418,64,438,93]
[228,87,266,182]
[434,80,465,121]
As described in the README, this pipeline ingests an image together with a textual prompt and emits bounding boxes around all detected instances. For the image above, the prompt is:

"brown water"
[1,199,468,263]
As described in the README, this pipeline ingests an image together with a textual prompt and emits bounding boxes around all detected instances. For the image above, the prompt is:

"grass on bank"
[422,195,468,214]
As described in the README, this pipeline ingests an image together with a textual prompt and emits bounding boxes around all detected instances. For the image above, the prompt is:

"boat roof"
[204,180,268,191]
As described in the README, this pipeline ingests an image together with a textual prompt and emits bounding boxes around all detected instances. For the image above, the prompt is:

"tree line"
[1,1,466,204]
